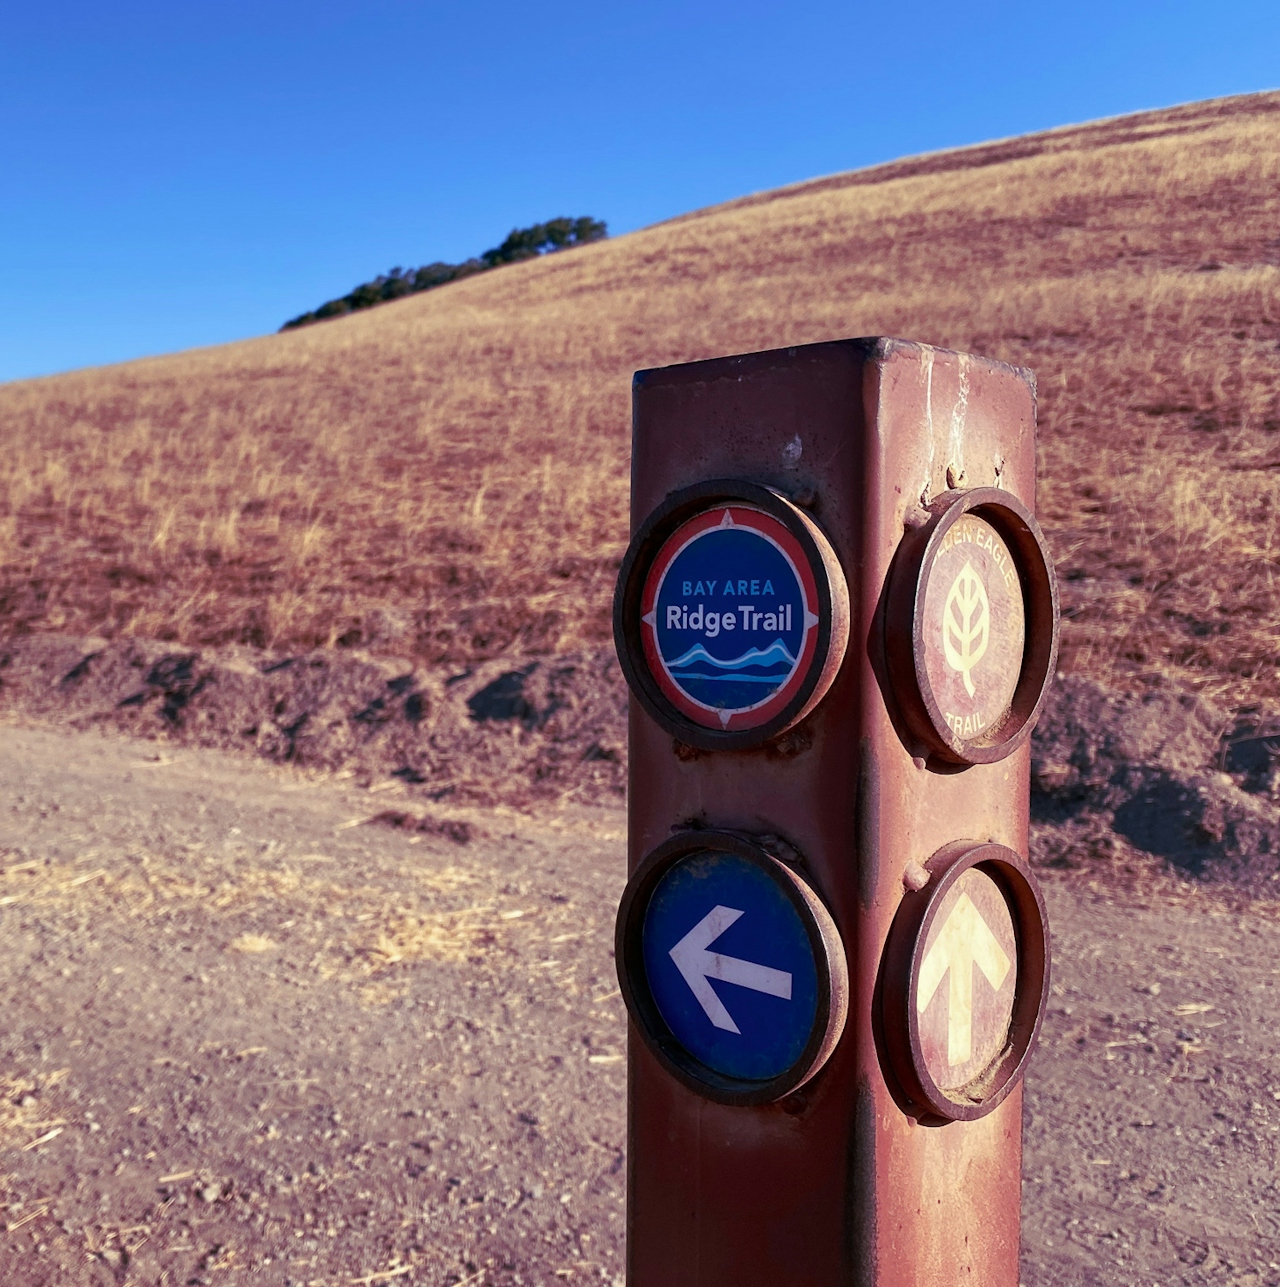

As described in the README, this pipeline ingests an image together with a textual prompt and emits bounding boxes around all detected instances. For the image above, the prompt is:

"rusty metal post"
[613,338,1058,1286]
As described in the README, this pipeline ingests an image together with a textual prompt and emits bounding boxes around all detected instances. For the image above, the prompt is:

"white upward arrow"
[668,905,793,1034]
[917,892,1011,1066]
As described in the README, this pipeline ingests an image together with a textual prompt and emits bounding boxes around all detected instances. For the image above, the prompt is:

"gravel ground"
[0,722,629,1286]
[1023,886,1280,1285]
[0,721,1278,1285]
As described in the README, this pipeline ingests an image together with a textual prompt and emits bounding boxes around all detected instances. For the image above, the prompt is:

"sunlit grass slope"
[2,92,1279,710]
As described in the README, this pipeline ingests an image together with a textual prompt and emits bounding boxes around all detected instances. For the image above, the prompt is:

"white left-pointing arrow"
[668,905,793,1034]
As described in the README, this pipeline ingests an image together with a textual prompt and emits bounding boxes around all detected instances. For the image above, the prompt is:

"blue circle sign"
[617,836,850,1103]
[642,850,820,1081]
[640,506,821,733]
[615,483,851,750]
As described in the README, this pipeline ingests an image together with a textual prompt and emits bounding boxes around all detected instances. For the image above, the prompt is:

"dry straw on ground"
[0,842,565,1014]
[2,93,1279,712]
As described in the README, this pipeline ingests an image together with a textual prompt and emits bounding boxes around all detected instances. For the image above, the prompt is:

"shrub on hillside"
[281,216,607,330]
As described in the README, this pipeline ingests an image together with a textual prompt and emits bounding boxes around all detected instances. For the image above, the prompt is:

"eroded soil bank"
[4,632,1280,895]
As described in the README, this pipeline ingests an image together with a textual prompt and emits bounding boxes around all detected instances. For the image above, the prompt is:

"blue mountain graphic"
[667,640,797,682]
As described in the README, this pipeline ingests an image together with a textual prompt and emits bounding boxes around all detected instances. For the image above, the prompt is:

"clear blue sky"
[2,1,1277,383]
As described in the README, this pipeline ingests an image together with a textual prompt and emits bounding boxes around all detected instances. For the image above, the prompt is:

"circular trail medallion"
[616,832,848,1105]
[884,487,1059,765]
[640,506,820,733]
[920,515,1026,745]
[880,843,1050,1122]
[914,866,1017,1092]
[642,850,820,1082]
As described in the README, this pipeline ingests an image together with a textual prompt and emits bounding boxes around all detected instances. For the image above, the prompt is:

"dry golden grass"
[2,92,1280,711]
[0,846,551,989]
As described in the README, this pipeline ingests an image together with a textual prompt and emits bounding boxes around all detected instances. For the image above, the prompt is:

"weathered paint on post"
[620,338,1054,1286]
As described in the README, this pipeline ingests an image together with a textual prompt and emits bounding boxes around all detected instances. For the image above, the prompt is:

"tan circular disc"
[914,866,1018,1093]
[920,515,1026,747]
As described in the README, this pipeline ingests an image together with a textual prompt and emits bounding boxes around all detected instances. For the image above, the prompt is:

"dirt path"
[0,723,630,1286]
[1023,888,1280,1285]
[0,723,1277,1286]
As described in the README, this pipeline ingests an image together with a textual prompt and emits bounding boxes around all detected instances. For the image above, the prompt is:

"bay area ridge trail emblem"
[639,505,821,733]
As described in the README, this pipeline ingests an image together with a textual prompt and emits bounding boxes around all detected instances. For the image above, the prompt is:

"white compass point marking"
[805,611,820,629]
[719,509,734,527]
[642,610,656,627]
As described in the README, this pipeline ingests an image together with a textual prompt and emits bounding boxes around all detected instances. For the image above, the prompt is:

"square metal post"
[621,338,1045,1285]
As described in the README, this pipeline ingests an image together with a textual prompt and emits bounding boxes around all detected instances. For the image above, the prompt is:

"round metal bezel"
[613,480,850,751]
[615,830,849,1106]
[881,842,1050,1122]
[886,487,1060,765]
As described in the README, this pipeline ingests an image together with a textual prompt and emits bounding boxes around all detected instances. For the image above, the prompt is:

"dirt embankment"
[0,634,627,812]
[5,633,1280,897]
[1032,676,1280,892]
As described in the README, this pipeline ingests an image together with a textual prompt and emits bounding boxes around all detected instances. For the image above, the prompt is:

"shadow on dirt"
[1031,675,1280,892]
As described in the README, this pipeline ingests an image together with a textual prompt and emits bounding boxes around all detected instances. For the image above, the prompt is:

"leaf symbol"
[941,561,990,698]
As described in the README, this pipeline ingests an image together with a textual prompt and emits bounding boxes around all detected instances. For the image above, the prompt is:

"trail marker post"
[613,339,1059,1285]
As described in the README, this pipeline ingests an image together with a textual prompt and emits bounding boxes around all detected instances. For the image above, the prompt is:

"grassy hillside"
[2,92,1279,714]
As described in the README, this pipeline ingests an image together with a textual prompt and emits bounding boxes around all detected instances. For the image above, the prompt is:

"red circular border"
[638,506,821,733]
